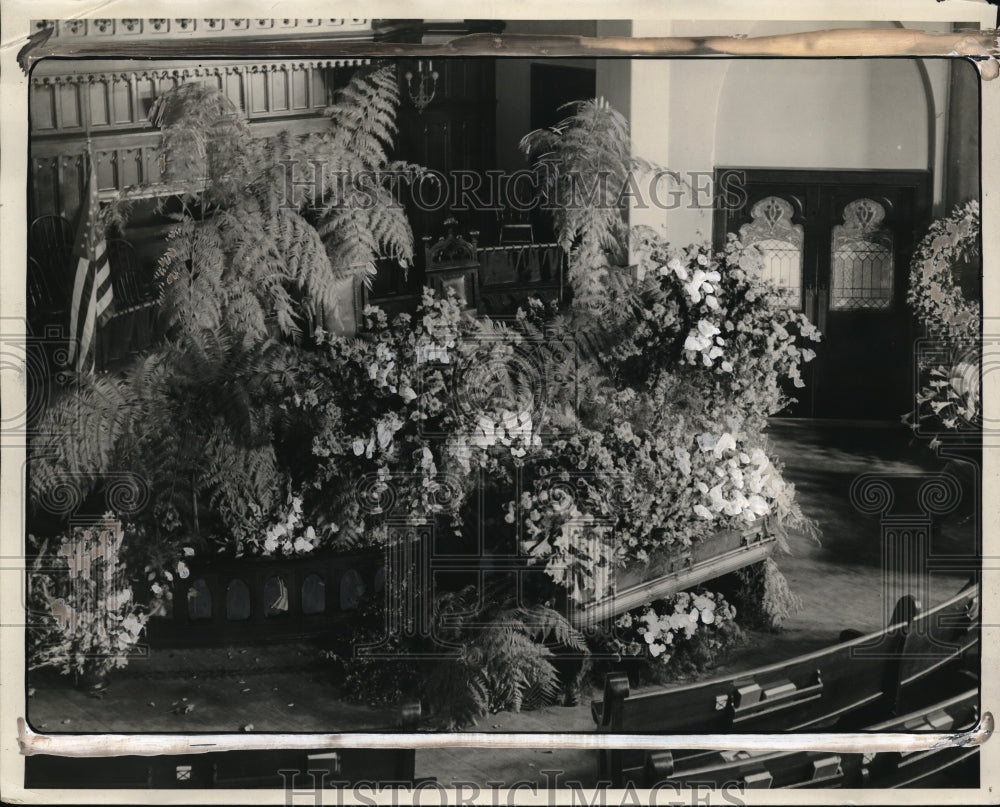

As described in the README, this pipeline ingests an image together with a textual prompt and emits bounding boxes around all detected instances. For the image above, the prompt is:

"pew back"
[593,585,979,786]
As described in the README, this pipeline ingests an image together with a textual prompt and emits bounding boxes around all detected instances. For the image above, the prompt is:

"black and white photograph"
[1,2,998,803]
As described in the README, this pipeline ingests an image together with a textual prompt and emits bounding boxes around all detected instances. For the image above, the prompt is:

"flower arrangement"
[907,200,980,344]
[501,230,820,605]
[29,518,148,680]
[906,201,981,439]
[304,290,533,547]
[604,590,743,679]
[239,492,337,558]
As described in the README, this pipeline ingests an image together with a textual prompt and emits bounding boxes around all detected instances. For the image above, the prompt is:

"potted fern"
[29,66,426,614]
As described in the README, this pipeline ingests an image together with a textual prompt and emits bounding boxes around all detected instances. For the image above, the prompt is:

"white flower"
[472,416,497,448]
[801,348,816,362]
[400,385,417,403]
[697,253,709,266]
[705,294,720,310]
[693,504,714,519]
[697,319,721,338]
[176,561,190,579]
[684,271,707,303]
[293,537,314,554]
[352,439,365,456]
[182,546,195,557]
[800,320,822,341]
[376,421,394,450]
[713,432,736,457]
[709,484,727,511]
[674,446,692,476]
[668,257,687,280]
[685,333,710,352]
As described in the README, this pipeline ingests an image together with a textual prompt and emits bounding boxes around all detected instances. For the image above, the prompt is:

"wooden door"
[713,169,932,420]
[395,58,497,251]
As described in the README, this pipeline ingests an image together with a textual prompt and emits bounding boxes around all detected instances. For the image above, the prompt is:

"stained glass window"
[738,196,804,309]
[830,198,894,310]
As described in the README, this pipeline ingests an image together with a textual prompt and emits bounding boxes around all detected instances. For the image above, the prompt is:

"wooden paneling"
[30,62,358,137]
[28,61,364,225]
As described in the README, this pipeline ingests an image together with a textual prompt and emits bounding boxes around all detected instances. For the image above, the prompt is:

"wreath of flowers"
[906,200,982,436]
[907,200,980,344]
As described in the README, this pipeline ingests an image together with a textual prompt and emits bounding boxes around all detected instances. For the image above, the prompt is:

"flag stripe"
[67,154,114,372]
[75,262,97,373]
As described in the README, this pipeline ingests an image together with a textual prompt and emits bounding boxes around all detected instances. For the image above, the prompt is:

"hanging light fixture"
[404,59,439,113]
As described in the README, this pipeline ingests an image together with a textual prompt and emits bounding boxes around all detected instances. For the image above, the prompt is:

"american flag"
[67,154,114,373]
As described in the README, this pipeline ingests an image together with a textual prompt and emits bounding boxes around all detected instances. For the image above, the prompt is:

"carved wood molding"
[31,59,370,87]
[31,18,372,40]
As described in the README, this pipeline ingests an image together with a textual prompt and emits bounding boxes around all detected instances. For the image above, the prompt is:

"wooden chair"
[28,215,74,310]
[100,238,158,365]
[422,217,480,314]
[26,256,68,339]
[107,238,156,315]
[360,256,423,323]
[499,223,535,245]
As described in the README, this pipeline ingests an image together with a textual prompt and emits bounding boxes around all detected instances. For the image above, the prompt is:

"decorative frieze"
[32,60,367,88]
[32,18,371,39]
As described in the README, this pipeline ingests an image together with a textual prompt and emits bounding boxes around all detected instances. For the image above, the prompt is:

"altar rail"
[147,547,386,647]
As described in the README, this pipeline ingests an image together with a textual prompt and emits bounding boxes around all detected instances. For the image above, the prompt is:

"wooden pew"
[637,687,979,790]
[592,585,978,786]
[858,687,980,788]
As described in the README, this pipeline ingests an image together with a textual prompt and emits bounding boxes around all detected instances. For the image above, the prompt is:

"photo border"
[2,1,998,804]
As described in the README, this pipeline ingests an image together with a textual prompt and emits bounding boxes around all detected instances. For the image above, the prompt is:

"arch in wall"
[712,21,935,174]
